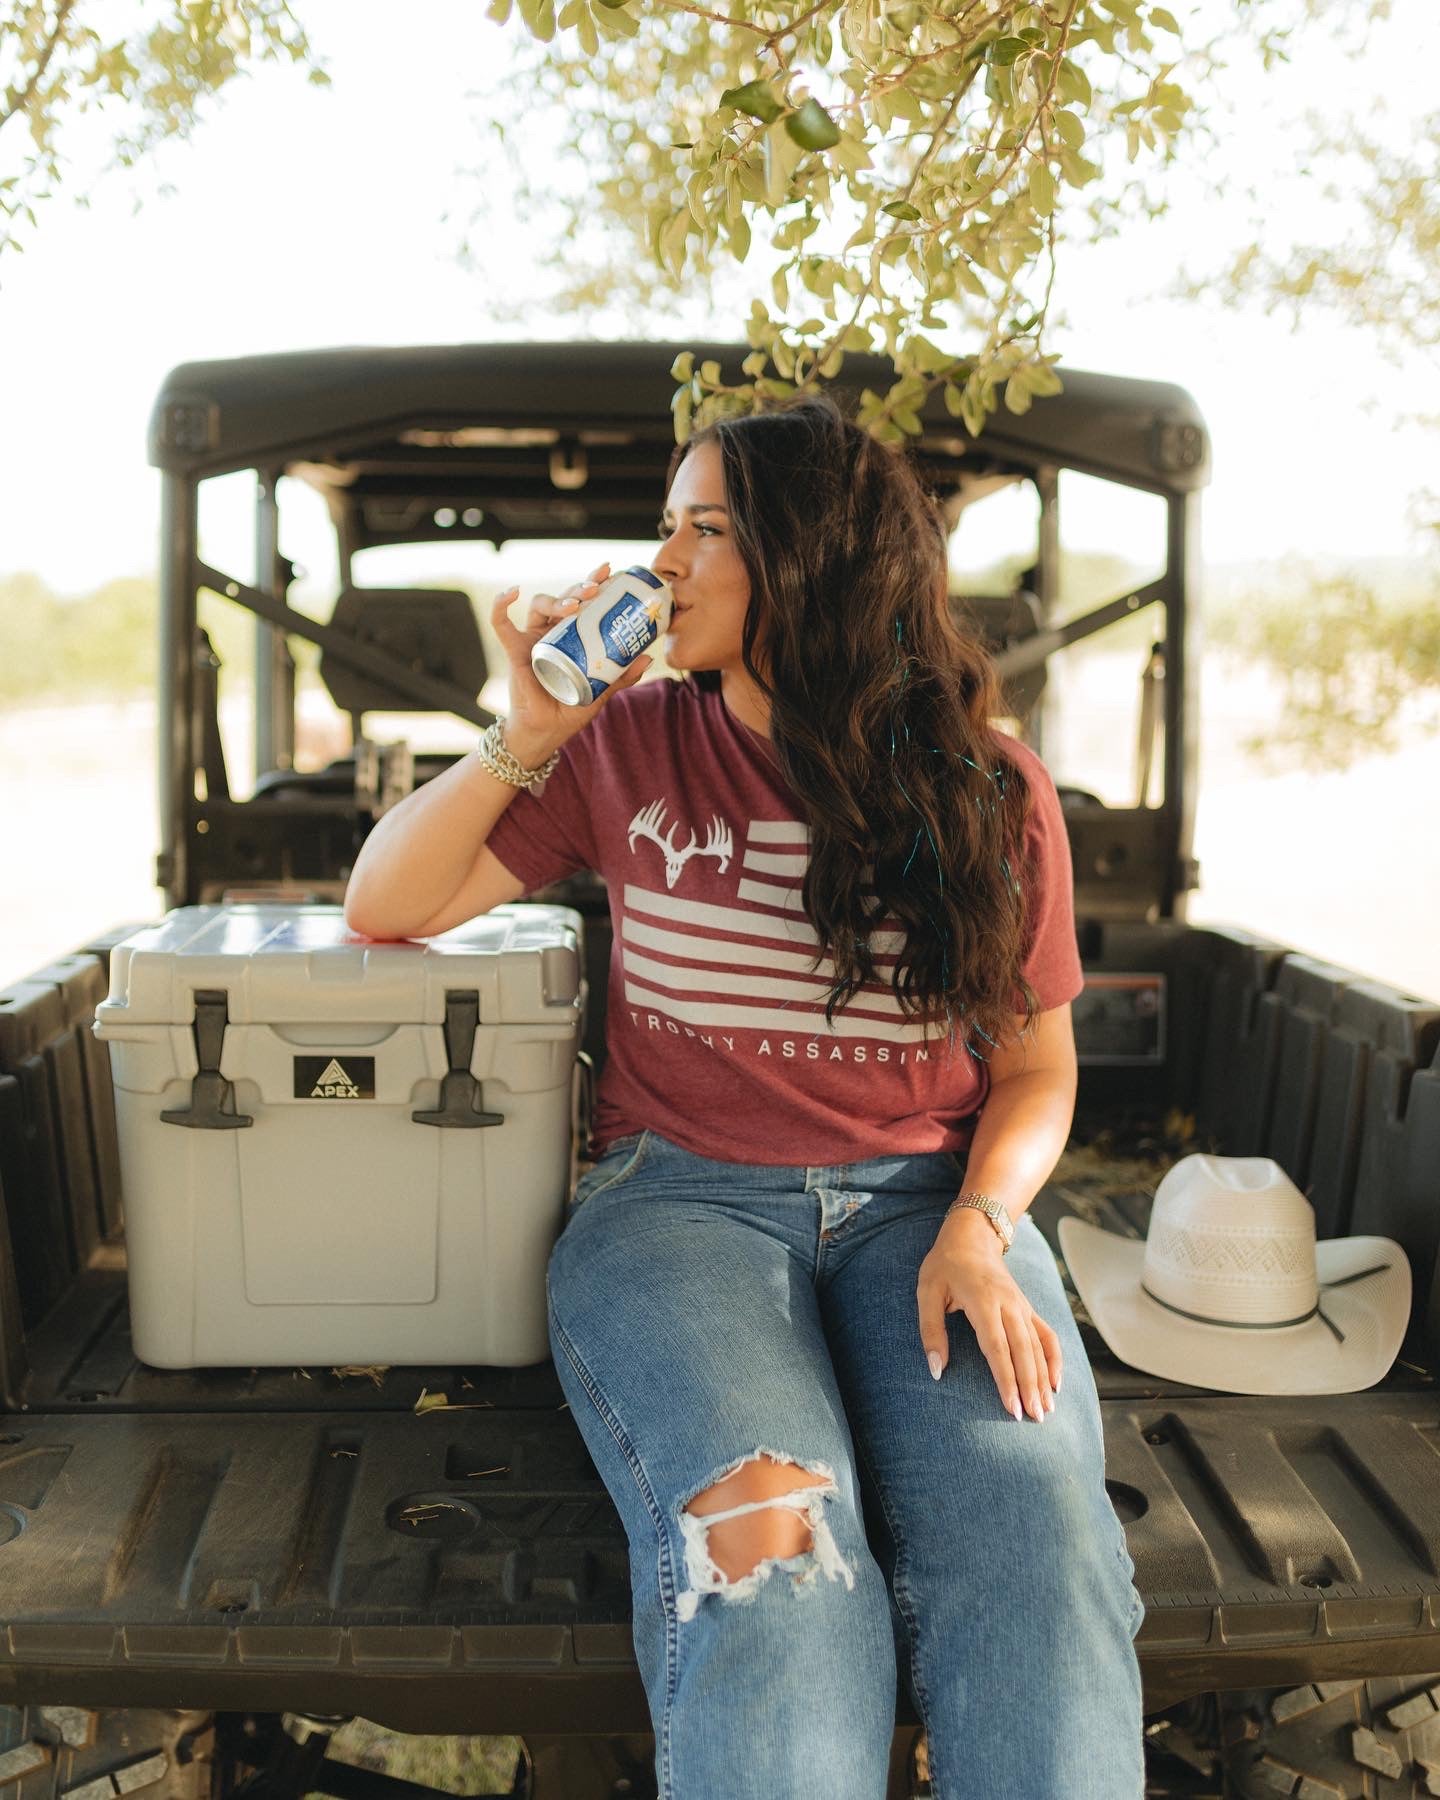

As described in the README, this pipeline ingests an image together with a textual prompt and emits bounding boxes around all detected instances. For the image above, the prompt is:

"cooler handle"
[411,991,505,1129]
[160,989,254,1131]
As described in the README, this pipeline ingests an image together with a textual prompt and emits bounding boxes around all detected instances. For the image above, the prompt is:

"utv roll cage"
[148,340,1209,921]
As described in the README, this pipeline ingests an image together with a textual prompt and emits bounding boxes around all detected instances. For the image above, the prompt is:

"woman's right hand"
[489,560,654,766]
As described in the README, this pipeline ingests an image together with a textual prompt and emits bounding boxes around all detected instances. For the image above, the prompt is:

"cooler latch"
[411,990,505,1129]
[160,989,254,1130]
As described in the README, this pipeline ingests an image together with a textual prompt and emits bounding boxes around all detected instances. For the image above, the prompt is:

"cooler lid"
[94,904,582,1029]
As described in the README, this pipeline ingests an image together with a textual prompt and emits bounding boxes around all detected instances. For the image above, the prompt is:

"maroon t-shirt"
[485,678,1082,1166]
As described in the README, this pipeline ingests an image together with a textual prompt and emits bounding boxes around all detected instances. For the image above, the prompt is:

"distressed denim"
[546,1126,1145,1800]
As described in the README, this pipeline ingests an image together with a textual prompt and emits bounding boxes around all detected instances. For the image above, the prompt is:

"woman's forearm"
[343,722,560,938]
[947,1067,1077,1236]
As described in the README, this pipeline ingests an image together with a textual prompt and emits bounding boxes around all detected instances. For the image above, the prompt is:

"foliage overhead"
[0,0,326,255]
[483,0,1206,444]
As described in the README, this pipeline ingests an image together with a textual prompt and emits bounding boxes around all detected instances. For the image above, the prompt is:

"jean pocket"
[569,1131,651,1215]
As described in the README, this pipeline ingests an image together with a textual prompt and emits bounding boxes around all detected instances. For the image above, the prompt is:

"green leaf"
[953,259,987,298]
[1028,163,1056,216]
[659,209,690,279]
[989,36,1031,65]
[1150,7,1181,33]
[670,351,695,382]
[881,200,922,221]
[1055,57,1092,107]
[720,79,783,123]
[1025,361,1065,397]
[785,98,840,151]
[1003,375,1034,415]
[591,0,638,30]
[730,211,751,262]
[832,135,872,175]
[1054,110,1085,149]
[741,350,768,378]
[699,359,722,387]
[763,120,805,207]
[772,264,790,309]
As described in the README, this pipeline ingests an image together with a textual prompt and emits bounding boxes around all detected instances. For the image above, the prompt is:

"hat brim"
[1055,1217,1412,1395]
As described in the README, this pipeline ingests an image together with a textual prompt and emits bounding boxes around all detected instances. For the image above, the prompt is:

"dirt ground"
[2,656,1437,1003]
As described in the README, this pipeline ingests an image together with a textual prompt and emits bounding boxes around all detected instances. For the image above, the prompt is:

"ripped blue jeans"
[546,1127,1145,1800]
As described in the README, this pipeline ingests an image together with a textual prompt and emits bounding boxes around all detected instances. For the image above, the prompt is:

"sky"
[0,0,1437,598]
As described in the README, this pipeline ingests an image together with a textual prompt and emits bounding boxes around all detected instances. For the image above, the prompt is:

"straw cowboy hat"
[1056,1154,1411,1395]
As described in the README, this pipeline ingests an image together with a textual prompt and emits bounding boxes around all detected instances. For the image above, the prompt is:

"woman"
[343,393,1145,1800]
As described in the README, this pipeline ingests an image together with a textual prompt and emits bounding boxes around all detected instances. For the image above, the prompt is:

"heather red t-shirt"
[485,678,1083,1166]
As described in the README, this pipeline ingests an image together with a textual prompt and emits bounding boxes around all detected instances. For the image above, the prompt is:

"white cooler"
[92,903,585,1369]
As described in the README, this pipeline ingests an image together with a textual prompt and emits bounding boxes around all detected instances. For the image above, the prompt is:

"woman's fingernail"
[1011,1399,1023,1422]
[927,1352,942,1382]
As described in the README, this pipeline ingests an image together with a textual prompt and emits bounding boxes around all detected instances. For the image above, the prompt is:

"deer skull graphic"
[627,800,734,890]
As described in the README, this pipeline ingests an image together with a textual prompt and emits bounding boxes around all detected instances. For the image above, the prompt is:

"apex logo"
[312,1057,358,1099]
[293,1054,375,1101]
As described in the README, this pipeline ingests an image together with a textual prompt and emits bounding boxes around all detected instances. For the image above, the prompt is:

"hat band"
[1139,1262,1392,1345]
[1140,1282,1328,1334]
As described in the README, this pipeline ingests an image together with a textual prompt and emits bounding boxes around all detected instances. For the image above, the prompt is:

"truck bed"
[3,918,1440,1727]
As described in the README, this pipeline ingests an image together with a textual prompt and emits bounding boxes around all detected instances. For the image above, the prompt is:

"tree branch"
[646,0,771,37]
[764,0,834,52]
[0,0,78,138]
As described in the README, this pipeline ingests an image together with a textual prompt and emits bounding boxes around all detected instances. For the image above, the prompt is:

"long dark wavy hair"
[668,392,1042,1060]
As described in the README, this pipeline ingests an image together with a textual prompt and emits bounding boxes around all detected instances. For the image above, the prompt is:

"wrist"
[940,1201,1011,1256]
[498,720,565,772]
[943,1209,1000,1252]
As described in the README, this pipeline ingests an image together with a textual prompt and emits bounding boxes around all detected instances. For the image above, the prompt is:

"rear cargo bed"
[3,1132,1440,1727]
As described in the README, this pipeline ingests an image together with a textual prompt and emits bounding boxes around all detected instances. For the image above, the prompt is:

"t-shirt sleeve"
[482,730,600,894]
[1012,751,1084,1013]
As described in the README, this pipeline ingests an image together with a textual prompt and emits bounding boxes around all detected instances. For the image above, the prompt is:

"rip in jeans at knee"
[674,1447,856,1624]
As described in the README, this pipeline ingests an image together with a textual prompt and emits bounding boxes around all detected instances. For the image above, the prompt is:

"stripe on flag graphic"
[621,816,945,1045]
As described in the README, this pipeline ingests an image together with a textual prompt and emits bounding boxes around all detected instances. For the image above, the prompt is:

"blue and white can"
[530,565,674,707]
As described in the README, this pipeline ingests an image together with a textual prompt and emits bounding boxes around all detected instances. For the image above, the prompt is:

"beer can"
[530,566,673,708]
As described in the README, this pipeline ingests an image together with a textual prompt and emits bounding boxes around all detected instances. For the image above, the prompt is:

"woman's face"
[652,440,754,675]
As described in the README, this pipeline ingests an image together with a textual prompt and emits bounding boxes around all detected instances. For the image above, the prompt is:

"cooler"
[92,903,585,1369]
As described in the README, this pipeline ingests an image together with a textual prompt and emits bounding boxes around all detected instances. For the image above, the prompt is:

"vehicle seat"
[253,587,490,801]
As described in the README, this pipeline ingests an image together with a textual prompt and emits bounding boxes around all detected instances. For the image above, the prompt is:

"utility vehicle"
[2,342,1438,1798]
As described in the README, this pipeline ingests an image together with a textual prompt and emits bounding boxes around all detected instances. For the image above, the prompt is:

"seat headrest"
[320,587,490,716]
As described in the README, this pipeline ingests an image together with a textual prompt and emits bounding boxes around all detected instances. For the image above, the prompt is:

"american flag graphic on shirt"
[621,807,944,1046]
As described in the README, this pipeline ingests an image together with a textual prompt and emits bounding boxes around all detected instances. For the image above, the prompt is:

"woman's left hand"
[917,1213,1061,1422]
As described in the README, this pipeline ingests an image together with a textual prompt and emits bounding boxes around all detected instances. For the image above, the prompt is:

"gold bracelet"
[473,719,561,791]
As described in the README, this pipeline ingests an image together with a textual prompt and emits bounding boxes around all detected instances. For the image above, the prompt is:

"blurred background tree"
[0,0,326,255]
[1172,3,1440,765]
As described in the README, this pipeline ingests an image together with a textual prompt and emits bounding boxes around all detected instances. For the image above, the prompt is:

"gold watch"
[945,1190,1015,1253]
